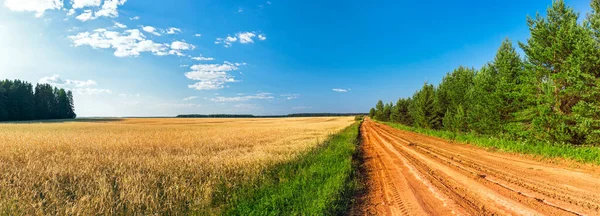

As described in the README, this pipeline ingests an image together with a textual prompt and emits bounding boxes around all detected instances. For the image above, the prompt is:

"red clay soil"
[352,119,600,216]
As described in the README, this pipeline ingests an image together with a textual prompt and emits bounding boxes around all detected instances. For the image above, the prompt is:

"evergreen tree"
[0,84,7,121]
[519,0,600,144]
[67,90,76,118]
[409,83,440,129]
[381,102,392,122]
[390,99,401,123]
[374,100,384,121]
[397,98,413,125]
[56,89,69,119]
[436,66,476,131]
[468,64,501,134]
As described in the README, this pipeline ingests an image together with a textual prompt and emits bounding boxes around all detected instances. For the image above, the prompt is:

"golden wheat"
[0,117,354,215]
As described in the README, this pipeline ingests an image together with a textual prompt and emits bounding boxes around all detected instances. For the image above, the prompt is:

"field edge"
[219,120,363,215]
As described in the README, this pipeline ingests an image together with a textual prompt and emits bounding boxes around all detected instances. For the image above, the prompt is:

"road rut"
[353,119,600,215]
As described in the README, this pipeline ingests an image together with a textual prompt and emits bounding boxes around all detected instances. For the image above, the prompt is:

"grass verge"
[221,121,362,215]
[382,121,600,165]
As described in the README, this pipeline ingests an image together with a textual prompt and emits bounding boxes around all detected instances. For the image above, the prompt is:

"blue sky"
[0,0,592,117]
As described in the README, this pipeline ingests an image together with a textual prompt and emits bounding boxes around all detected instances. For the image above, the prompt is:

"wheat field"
[0,117,354,215]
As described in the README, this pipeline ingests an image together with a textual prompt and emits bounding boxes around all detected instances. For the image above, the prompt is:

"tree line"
[370,0,600,145]
[177,113,368,118]
[0,79,76,121]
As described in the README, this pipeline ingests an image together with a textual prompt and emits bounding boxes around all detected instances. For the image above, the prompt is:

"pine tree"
[436,66,476,131]
[410,83,440,129]
[381,102,392,122]
[375,100,384,121]
[468,64,502,134]
[67,90,76,119]
[390,99,401,123]
[0,84,7,121]
[519,0,600,144]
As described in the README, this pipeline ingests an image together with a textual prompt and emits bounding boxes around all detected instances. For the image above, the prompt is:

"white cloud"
[114,22,127,28]
[281,94,299,100]
[73,88,112,95]
[215,32,266,47]
[66,8,75,16]
[94,0,126,19]
[194,33,202,37]
[4,0,64,17]
[39,74,97,87]
[69,0,126,21]
[258,34,267,41]
[211,93,273,102]
[183,96,198,101]
[71,0,101,9]
[142,26,161,36]
[237,7,243,13]
[170,41,195,50]
[185,62,241,90]
[191,56,214,61]
[38,75,110,95]
[75,9,93,21]
[69,28,179,57]
[215,36,238,48]
[130,16,139,20]
[237,32,256,44]
[333,88,350,93]
[166,27,181,34]
[180,64,189,67]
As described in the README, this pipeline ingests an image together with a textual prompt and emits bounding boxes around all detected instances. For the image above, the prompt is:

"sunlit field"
[0,117,354,215]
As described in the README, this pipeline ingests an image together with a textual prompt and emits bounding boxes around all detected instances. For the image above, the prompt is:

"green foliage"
[369,108,376,119]
[380,102,392,122]
[467,64,502,134]
[374,100,384,121]
[518,0,600,144]
[409,83,440,129]
[369,0,600,148]
[391,98,412,125]
[0,79,76,121]
[436,66,476,131]
[223,122,362,215]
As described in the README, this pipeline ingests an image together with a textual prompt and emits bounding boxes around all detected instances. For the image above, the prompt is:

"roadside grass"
[381,121,600,165]
[221,121,362,215]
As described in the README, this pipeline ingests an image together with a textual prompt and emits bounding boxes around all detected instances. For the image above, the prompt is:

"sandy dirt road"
[353,119,600,216]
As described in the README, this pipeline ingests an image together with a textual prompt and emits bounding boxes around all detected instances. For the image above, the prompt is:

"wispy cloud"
[166,27,181,34]
[39,74,111,95]
[281,94,300,100]
[191,56,214,61]
[333,88,351,93]
[211,93,273,102]
[215,31,266,47]
[183,96,198,101]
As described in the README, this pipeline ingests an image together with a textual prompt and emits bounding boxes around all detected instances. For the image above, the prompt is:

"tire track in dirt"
[352,119,600,216]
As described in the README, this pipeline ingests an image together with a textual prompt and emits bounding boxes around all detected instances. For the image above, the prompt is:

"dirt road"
[354,119,600,215]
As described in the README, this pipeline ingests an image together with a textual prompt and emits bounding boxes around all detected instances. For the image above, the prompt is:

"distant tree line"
[0,79,76,121]
[177,113,368,118]
[370,0,600,146]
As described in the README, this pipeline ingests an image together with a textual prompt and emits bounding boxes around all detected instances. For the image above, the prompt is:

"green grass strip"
[222,121,362,215]
[382,121,600,165]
